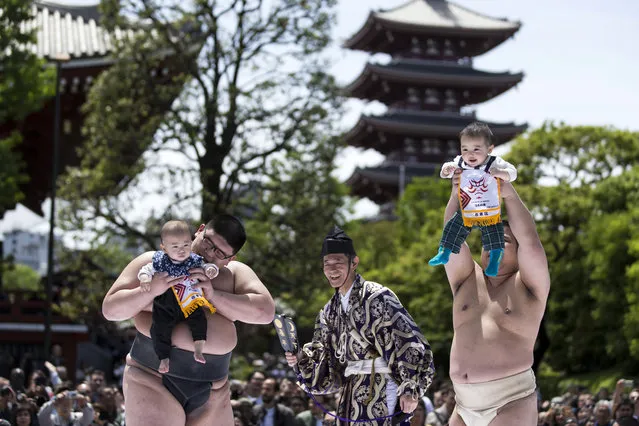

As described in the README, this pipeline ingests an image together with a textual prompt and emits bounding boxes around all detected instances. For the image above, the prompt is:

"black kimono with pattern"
[297,275,435,425]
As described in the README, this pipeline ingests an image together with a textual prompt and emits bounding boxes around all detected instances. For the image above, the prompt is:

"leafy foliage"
[241,138,347,329]
[0,133,28,214]
[59,0,343,246]
[505,123,639,373]
[55,243,132,325]
[54,0,346,331]
[0,0,55,215]
[0,0,55,122]
[1,263,42,294]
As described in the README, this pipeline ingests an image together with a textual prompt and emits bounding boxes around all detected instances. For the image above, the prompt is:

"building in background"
[0,205,89,381]
[343,0,527,217]
[0,204,50,275]
[0,0,187,379]
[0,1,114,375]
[1,2,123,216]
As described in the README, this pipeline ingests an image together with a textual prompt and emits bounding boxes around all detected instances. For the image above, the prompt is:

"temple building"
[0,1,188,379]
[0,1,188,216]
[1,2,122,215]
[343,0,527,208]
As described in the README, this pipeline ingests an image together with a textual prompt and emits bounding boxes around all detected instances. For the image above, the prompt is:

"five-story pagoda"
[343,0,527,208]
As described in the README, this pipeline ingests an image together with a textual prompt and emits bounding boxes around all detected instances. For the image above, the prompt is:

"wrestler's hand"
[189,267,215,301]
[284,351,300,367]
[499,180,517,200]
[399,394,417,413]
[450,168,462,193]
[490,168,511,182]
[148,272,185,298]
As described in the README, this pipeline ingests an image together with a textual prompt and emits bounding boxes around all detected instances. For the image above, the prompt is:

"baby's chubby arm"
[440,156,461,178]
[137,263,156,292]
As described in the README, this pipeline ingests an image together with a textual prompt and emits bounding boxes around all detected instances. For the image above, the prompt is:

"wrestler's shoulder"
[225,260,254,273]
[222,260,261,292]
[215,263,235,284]
[135,251,157,263]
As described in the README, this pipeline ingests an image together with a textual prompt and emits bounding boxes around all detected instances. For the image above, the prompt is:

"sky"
[32,0,639,219]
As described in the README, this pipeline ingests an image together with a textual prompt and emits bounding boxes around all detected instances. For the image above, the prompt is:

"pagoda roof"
[343,59,523,99]
[344,0,520,55]
[344,110,526,148]
[27,1,137,65]
[35,1,101,21]
[346,162,438,204]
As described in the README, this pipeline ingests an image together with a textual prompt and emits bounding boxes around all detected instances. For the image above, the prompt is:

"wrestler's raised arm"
[443,170,475,290]
[501,181,550,301]
[194,260,275,324]
[102,251,184,321]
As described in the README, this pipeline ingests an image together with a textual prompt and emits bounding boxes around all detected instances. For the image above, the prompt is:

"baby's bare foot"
[194,340,206,364]
[159,358,170,373]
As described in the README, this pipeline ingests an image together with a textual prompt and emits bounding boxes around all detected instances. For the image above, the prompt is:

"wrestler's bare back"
[449,264,545,384]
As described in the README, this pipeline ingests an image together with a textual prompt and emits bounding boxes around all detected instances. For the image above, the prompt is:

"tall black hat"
[320,225,356,257]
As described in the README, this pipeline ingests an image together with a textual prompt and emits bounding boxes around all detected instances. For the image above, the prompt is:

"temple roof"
[344,109,527,148]
[343,59,523,101]
[371,0,520,32]
[346,162,438,204]
[28,1,133,63]
[346,59,523,89]
[344,0,521,55]
[35,1,101,21]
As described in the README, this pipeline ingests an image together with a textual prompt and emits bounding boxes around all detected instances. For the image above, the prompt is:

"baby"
[138,220,218,373]
[428,122,517,277]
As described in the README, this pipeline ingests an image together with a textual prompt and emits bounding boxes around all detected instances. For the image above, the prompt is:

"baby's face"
[162,233,192,262]
[460,136,493,167]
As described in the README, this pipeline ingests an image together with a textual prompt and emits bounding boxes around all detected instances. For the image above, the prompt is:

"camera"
[623,379,634,388]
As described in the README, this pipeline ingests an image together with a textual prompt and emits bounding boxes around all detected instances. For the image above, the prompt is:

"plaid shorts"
[440,211,505,253]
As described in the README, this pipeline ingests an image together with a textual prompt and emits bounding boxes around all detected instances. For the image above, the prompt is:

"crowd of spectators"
[2,346,639,426]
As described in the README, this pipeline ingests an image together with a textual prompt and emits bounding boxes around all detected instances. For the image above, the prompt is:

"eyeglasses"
[201,227,234,260]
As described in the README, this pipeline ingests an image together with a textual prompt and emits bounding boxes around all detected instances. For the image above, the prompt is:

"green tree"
[58,0,344,250]
[242,139,347,330]
[506,123,639,373]
[626,205,639,360]
[586,167,639,368]
[55,243,132,325]
[0,133,27,215]
[1,263,42,294]
[0,0,55,215]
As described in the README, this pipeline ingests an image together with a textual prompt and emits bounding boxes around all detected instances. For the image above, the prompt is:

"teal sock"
[485,249,504,277]
[428,246,452,266]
